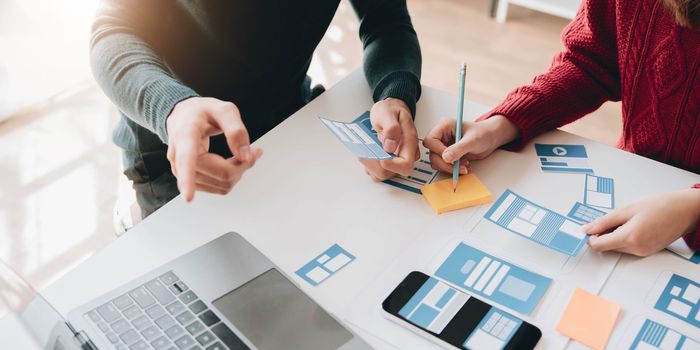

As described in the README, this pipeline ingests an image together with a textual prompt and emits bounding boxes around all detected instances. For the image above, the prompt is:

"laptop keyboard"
[84,271,249,350]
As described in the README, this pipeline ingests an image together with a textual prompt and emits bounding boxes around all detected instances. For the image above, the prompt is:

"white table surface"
[41,70,700,349]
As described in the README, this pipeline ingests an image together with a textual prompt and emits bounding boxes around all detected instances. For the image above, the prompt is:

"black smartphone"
[382,271,541,350]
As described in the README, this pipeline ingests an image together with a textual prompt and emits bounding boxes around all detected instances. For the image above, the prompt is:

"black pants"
[125,78,324,218]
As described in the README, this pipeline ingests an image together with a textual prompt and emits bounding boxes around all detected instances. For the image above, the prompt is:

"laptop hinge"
[65,322,98,350]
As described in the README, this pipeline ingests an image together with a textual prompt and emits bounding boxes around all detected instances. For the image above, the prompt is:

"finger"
[442,133,479,164]
[197,153,238,181]
[371,111,402,154]
[232,147,263,170]
[195,182,229,195]
[423,119,454,155]
[208,102,252,162]
[583,207,634,235]
[174,130,201,202]
[588,224,631,252]
[390,116,420,175]
[379,157,413,177]
[359,158,395,181]
[195,172,234,193]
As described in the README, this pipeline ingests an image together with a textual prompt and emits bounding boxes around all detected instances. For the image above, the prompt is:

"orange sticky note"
[556,288,621,350]
[420,174,493,214]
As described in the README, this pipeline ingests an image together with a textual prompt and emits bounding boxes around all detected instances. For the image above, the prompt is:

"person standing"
[91,0,422,217]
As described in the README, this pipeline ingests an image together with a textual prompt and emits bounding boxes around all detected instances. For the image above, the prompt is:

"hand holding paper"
[359,98,420,181]
[584,189,700,256]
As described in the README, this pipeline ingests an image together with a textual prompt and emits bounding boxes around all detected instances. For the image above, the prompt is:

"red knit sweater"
[480,0,700,250]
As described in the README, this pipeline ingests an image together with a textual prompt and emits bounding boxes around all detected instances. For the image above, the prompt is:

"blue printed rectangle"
[584,174,615,209]
[295,244,356,286]
[629,319,700,349]
[319,111,395,160]
[435,243,551,315]
[535,144,593,174]
[383,141,439,194]
[567,202,607,224]
[484,190,589,256]
[654,274,700,329]
[464,308,522,350]
[667,240,700,264]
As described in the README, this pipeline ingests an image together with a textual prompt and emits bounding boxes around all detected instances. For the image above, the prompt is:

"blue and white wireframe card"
[629,319,700,349]
[535,144,594,174]
[295,244,356,286]
[567,202,607,224]
[667,239,700,264]
[319,111,395,160]
[584,174,615,209]
[654,274,700,329]
[435,243,552,315]
[484,190,589,256]
[383,142,439,194]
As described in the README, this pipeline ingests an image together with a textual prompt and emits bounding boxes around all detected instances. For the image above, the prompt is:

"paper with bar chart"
[484,190,589,256]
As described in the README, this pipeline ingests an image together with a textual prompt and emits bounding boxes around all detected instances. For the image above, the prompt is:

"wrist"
[681,188,700,235]
[384,97,411,114]
[482,114,519,148]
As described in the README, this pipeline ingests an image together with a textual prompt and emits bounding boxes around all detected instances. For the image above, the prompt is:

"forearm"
[90,1,198,143]
[478,0,620,148]
[683,185,700,251]
[352,0,422,117]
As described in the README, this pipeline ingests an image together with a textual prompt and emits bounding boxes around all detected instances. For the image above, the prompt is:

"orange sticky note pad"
[556,288,621,350]
[420,174,493,214]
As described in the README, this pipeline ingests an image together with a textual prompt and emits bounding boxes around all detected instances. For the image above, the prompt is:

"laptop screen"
[212,268,353,350]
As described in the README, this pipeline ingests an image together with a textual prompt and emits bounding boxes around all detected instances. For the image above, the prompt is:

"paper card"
[556,288,621,350]
[435,243,552,315]
[666,238,700,264]
[654,274,700,328]
[584,174,615,209]
[484,190,589,256]
[535,144,594,174]
[383,141,439,194]
[420,174,493,214]
[295,244,356,286]
[319,111,395,160]
[628,319,700,349]
[567,202,607,224]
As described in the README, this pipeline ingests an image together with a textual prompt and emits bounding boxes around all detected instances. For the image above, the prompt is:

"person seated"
[424,0,700,256]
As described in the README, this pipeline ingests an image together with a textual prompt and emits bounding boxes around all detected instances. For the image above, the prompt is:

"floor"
[0,0,622,293]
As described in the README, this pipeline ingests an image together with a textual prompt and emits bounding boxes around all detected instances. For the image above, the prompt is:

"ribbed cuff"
[372,70,422,118]
[476,93,555,151]
[142,79,199,144]
[684,184,700,251]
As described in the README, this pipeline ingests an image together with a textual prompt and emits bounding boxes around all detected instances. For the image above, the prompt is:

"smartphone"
[382,271,541,350]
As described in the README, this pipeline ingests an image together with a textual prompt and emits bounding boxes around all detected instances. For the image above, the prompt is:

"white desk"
[42,70,700,349]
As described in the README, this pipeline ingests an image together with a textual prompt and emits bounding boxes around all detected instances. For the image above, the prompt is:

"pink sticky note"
[556,288,621,350]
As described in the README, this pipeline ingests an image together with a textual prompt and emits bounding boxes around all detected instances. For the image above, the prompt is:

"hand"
[584,189,700,256]
[166,97,263,202]
[423,115,518,174]
[359,98,420,181]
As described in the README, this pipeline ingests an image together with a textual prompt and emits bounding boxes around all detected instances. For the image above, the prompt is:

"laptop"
[0,232,372,350]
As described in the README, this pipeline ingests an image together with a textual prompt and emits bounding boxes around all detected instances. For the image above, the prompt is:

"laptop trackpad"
[212,268,353,350]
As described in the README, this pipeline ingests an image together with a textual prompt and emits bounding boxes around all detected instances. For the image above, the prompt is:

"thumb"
[442,135,477,164]
[373,114,402,154]
[208,102,251,161]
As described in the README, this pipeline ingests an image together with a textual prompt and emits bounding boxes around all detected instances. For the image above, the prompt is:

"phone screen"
[383,271,541,350]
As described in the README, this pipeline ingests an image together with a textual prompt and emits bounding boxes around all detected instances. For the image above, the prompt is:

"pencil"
[453,63,466,192]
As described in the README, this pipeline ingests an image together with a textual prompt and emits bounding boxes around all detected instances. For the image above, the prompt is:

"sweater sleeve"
[683,184,700,251]
[90,0,198,144]
[350,0,422,117]
[478,0,621,147]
